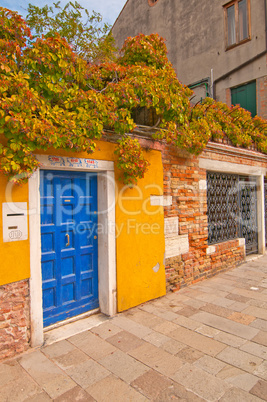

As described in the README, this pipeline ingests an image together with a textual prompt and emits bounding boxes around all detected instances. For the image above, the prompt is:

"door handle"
[65,233,70,247]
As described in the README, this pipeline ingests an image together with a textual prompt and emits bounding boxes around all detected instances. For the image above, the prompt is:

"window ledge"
[225,37,251,51]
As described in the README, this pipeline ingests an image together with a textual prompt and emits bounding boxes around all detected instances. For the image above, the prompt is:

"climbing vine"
[0,8,266,185]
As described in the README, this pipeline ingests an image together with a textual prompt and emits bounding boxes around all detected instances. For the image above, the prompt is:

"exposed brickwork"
[138,136,267,292]
[161,144,208,291]
[0,280,30,361]
[207,239,245,275]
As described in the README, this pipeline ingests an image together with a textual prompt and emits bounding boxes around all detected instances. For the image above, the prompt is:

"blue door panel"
[40,170,99,327]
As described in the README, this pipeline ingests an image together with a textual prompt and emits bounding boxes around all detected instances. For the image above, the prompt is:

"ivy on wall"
[0,8,266,185]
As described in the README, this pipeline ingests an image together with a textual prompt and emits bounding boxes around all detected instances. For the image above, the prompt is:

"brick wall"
[137,136,267,292]
[0,280,30,361]
[206,238,246,277]
[161,145,211,291]
[161,142,266,291]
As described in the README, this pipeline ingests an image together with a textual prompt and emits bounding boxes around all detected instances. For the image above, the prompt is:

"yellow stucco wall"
[0,175,30,285]
[0,140,166,310]
[115,150,166,311]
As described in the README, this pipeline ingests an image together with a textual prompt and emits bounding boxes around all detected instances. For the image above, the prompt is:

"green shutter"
[231,81,256,117]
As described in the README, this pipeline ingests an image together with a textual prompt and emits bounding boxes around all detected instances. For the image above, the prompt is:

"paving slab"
[0,360,28,388]
[172,363,231,401]
[243,306,267,320]
[68,331,116,360]
[18,350,76,399]
[0,371,41,402]
[25,392,52,401]
[250,318,267,332]
[106,330,145,352]
[231,288,267,302]
[194,355,226,375]
[175,305,199,317]
[90,321,122,339]
[250,380,267,401]
[154,381,206,401]
[252,330,267,347]
[240,341,267,360]
[200,303,233,318]
[142,330,172,347]
[159,337,186,354]
[225,372,259,392]
[54,386,94,402]
[87,375,148,401]
[177,346,204,363]
[191,311,259,340]
[216,364,244,381]
[192,285,229,298]
[65,359,109,389]
[253,360,267,381]
[128,342,184,377]
[41,340,76,359]
[172,314,201,330]
[169,325,226,356]
[131,369,172,399]
[227,301,248,312]
[50,348,90,370]
[213,330,247,348]
[140,304,179,321]
[110,315,153,338]
[98,349,148,383]
[219,387,263,401]
[1,253,266,402]
[226,293,251,303]
[216,346,263,374]
[183,297,207,309]
[228,311,256,325]
[123,308,163,328]
[195,324,221,338]
[152,320,180,335]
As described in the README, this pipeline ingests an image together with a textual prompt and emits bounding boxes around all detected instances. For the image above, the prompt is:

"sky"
[1,0,127,26]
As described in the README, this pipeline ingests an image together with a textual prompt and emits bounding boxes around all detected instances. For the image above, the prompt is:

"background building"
[113,0,267,118]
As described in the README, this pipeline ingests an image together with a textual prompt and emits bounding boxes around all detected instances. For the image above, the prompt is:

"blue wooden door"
[40,170,99,327]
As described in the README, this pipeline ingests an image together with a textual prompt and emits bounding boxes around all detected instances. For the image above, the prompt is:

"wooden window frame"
[224,0,251,50]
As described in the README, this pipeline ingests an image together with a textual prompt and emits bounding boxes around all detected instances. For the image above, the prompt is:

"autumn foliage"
[0,7,266,185]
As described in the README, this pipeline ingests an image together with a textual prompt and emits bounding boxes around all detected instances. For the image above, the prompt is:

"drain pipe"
[210,69,214,99]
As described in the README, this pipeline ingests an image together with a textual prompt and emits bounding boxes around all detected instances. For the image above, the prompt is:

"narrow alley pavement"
[0,255,267,401]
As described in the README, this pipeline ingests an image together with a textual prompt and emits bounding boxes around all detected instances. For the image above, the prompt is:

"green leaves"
[114,136,150,186]
[26,1,116,63]
[0,7,266,185]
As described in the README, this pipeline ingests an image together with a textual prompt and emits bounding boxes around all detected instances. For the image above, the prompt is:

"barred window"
[207,172,239,245]
[207,172,258,255]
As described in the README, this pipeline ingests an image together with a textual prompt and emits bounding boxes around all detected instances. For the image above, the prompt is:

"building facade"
[0,141,166,360]
[113,0,267,118]
[0,132,267,361]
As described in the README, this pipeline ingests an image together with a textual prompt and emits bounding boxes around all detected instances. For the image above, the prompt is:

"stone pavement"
[1,255,267,402]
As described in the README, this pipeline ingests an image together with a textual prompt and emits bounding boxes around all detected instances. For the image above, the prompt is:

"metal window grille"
[207,172,258,254]
[207,172,239,245]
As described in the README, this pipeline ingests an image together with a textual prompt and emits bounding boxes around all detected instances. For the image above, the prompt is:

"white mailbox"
[2,202,28,242]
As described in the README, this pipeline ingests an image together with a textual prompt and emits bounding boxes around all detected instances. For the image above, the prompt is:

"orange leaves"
[0,8,266,185]
[119,33,170,70]
[114,136,150,186]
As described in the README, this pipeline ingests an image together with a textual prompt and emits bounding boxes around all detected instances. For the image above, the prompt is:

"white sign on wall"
[2,202,28,242]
